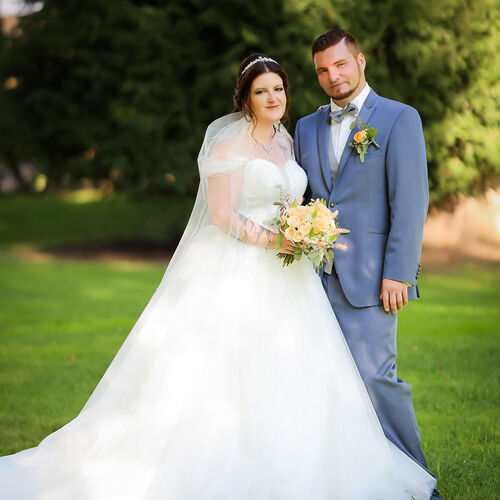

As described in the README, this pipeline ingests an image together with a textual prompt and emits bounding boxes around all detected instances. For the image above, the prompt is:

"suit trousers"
[322,272,431,473]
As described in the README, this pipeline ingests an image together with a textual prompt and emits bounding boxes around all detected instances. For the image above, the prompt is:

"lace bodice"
[238,159,308,230]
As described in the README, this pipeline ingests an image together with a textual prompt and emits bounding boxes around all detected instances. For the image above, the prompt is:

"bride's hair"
[233,53,290,127]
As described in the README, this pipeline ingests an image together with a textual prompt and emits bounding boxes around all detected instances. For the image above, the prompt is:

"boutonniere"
[349,118,380,163]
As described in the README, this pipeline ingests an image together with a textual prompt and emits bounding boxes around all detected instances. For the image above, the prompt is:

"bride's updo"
[233,53,290,126]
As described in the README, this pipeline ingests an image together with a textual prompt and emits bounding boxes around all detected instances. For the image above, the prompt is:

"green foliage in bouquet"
[268,196,348,271]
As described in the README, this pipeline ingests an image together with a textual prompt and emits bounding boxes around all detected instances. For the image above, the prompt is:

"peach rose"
[284,227,294,241]
[317,204,331,217]
[286,227,304,242]
[353,130,366,143]
[313,217,330,233]
[286,215,301,228]
[293,230,304,242]
[287,207,305,221]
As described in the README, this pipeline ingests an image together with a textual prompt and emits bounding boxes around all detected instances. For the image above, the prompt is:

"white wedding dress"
[0,114,436,499]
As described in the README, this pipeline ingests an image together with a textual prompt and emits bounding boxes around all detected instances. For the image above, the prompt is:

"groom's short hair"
[312,30,360,58]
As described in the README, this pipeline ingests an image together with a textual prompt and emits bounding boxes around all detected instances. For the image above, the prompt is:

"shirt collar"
[330,82,371,112]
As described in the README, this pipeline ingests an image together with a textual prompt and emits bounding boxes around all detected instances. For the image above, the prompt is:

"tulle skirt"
[0,226,436,499]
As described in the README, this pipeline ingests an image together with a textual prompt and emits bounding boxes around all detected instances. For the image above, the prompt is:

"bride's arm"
[207,172,293,252]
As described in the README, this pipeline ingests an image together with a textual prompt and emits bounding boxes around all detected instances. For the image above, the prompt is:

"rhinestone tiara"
[241,56,279,75]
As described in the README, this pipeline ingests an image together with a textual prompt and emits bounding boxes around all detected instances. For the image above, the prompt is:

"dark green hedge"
[1,0,498,203]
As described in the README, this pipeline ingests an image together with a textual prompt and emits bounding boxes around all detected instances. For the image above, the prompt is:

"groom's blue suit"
[294,88,430,471]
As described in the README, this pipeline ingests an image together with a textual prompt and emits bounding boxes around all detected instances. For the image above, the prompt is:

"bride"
[0,54,437,499]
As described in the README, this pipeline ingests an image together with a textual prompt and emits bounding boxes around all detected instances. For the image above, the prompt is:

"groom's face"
[313,41,366,105]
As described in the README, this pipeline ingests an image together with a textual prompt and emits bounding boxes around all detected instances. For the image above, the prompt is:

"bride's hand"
[278,236,295,255]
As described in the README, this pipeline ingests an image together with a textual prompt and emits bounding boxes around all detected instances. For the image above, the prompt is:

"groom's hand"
[380,279,409,314]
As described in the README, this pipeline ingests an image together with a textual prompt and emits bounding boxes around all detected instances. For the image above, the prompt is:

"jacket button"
[329,201,335,208]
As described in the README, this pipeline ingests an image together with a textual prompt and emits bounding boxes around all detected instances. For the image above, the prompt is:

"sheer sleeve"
[205,158,277,249]
[191,111,305,252]
[196,113,285,249]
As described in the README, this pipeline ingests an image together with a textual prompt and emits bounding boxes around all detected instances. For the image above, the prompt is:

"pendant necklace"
[255,138,273,155]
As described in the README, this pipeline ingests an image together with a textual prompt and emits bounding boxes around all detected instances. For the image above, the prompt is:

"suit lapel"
[316,106,333,192]
[336,89,379,181]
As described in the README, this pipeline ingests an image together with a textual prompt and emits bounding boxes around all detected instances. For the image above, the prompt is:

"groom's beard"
[330,65,362,102]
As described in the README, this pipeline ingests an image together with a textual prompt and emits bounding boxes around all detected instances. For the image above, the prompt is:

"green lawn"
[396,269,500,499]
[0,194,499,499]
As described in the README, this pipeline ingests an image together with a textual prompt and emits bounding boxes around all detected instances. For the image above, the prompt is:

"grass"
[0,193,499,498]
[397,270,500,499]
[0,252,165,453]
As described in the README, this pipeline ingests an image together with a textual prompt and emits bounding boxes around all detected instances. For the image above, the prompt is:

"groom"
[294,30,440,498]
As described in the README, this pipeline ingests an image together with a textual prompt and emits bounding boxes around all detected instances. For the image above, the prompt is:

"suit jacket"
[294,89,428,307]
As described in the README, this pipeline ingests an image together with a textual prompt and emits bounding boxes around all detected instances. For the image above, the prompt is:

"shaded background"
[1,0,499,202]
[0,1,499,498]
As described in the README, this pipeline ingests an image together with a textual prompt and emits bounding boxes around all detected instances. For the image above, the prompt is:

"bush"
[1,0,498,203]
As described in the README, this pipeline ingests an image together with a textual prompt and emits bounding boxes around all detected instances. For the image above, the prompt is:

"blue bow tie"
[329,103,359,123]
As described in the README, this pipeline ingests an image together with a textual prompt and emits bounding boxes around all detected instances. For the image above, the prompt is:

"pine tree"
[1,0,498,202]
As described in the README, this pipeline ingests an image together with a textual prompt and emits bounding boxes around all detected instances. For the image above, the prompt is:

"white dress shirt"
[330,82,371,163]
[324,83,371,275]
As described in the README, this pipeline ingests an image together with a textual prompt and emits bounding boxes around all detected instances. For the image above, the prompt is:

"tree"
[1,0,498,203]
[338,0,500,204]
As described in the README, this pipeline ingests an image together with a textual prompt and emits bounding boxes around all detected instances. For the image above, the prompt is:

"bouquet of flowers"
[267,196,349,270]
